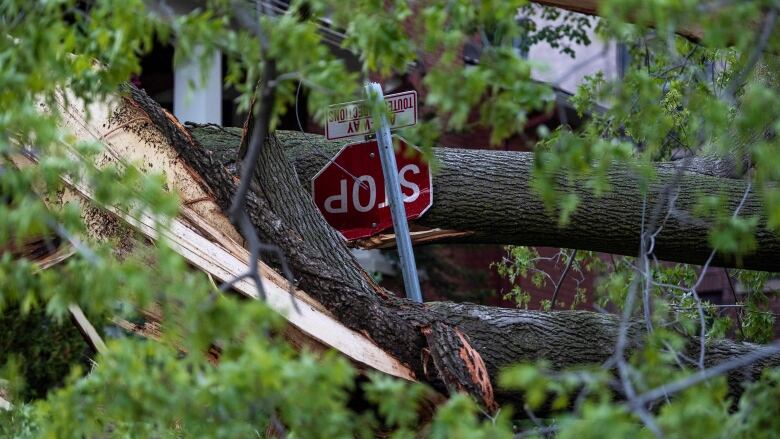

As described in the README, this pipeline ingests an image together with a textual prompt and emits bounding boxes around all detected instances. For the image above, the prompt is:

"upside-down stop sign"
[312,136,433,240]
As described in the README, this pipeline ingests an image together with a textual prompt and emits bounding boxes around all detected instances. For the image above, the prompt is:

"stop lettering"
[311,137,433,240]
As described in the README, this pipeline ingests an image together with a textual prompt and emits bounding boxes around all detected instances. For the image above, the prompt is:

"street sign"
[311,136,433,240]
[325,90,417,140]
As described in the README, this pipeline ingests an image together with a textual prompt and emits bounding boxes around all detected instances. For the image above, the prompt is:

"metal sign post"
[365,82,423,303]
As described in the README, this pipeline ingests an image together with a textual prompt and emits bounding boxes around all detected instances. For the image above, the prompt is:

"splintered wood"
[30,91,414,381]
[354,228,474,249]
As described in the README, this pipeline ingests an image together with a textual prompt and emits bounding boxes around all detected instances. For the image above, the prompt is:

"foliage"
[494,247,592,310]
[0,306,91,401]
[515,3,595,58]
[0,0,779,437]
[498,245,778,343]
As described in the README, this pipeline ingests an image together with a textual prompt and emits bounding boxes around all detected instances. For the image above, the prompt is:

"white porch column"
[173,45,222,124]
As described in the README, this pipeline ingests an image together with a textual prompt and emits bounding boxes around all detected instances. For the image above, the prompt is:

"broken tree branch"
[28,90,415,382]
[550,249,577,310]
[151,93,780,406]
[29,83,780,413]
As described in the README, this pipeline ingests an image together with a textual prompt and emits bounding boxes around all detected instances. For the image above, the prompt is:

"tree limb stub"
[188,126,780,273]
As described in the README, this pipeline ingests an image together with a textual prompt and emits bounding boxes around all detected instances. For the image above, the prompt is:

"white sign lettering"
[353,175,376,213]
[325,90,417,140]
[399,164,420,203]
[322,170,422,214]
[324,180,348,214]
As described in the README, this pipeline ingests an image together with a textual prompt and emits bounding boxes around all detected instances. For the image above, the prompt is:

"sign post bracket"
[365,83,423,303]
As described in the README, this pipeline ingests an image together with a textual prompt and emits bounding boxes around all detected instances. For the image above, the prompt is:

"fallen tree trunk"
[26,90,415,382]
[21,82,768,413]
[100,86,780,409]
[188,126,780,272]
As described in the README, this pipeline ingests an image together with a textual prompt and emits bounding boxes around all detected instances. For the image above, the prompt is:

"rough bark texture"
[428,302,780,402]
[658,155,748,179]
[188,126,780,272]
[124,88,780,410]
[126,86,497,410]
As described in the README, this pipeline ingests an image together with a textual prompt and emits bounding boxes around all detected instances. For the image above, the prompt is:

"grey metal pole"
[365,82,423,303]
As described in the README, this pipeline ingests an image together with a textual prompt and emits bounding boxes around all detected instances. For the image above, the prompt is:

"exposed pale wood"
[35,245,76,269]
[21,242,106,355]
[27,94,416,382]
[177,206,332,316]
[0,395,10,411]
[52,91,243,246]
[0,238,74,265]
[113,317,162,341]
[68,304,107,354]
[353,228,475,249]
[530,0,704,41]
[69,170,412,379]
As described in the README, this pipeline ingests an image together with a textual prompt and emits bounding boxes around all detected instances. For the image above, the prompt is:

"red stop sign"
[312,136,433,240]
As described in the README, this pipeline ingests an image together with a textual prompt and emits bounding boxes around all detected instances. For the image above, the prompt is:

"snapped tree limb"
[110,87,779,408]
[27,89,415,382]
[33,82,780,412]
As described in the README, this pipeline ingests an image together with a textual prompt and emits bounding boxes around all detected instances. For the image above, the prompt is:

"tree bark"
[124,88,780,411]
[188,126,780,272]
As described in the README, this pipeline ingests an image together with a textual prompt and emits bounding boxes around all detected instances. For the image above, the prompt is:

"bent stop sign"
[312,136,432,240]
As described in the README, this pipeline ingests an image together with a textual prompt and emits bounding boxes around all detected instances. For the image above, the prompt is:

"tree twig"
[687,182,752,369]
[724,268,746,339]
[722,7,778,103]
[634,339,780,407]
[550,249,577,310]
[219,1,297,312]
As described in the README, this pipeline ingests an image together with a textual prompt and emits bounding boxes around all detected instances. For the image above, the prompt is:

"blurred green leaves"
[2,0,780,437]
